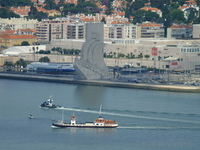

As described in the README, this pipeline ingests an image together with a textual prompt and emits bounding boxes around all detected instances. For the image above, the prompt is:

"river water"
[0,79,200,150]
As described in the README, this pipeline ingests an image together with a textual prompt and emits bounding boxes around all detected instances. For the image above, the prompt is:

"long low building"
[47,38,200,72]
[2,45,46,55]
[27,62,75,73]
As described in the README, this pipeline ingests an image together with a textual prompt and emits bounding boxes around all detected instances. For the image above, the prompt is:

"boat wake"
[118,126,200,130]
[56,107,200,125]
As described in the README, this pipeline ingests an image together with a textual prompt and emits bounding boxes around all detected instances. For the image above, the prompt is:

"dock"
[0,72,200,93]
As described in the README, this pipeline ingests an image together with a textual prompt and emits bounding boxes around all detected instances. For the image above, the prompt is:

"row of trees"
[0,8,20,18]
[2,0,200,25]
[0,0,32,7]
[27,0,102,20]
[51,47,81,55]
[3,57,50,69]
[104,52,150,59]
[4,58,27,69]
[125,0,200,34]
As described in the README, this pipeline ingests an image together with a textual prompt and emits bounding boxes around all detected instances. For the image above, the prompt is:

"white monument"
[74,23,109,80]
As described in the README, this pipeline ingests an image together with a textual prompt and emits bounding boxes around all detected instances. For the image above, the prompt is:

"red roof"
[169,24,192,29]
[140,7,160,12]
[4,35,38,39]
[139,22,162,27]
[3,30,15,35]
[17,29,37,33]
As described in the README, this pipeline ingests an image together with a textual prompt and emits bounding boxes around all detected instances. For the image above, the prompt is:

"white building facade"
[0,18,38,31]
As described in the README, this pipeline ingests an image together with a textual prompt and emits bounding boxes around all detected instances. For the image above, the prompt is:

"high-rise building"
[137,22,165,38]
[66,23,85,39]
[36,19,71,41]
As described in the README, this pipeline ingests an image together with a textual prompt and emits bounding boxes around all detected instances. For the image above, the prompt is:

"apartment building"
[36,19,72,41]
[193,24,200,38]
[137,22,164,38]
[38,20,166,42]
[66,23,85,39]
[167,24,192,38]
[104,23,137,42]
[0,18,38,31]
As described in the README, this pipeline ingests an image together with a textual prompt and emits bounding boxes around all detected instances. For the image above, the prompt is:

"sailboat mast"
[61,110,64,122]
[99,104,102,117]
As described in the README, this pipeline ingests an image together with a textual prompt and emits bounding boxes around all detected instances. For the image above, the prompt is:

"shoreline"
[0,73,200,93]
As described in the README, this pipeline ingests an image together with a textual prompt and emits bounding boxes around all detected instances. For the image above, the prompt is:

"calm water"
[0,79,200,150]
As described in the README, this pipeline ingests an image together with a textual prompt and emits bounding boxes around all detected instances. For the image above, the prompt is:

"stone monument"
[74,23,109,80]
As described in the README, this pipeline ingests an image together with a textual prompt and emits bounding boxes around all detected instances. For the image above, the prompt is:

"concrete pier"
[0,73,200,93]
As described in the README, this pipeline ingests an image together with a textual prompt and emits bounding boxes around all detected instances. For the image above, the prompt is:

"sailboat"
[52,105,118,128]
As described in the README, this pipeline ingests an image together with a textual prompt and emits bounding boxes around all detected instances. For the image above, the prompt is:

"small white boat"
[28,114,34,119]
[52,106,118,128]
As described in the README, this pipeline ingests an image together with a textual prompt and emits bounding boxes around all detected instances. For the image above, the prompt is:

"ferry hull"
[52,123,118,128]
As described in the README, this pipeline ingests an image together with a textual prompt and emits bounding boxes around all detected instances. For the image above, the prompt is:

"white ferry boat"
[52,115,118,128]
[52,106,118,128]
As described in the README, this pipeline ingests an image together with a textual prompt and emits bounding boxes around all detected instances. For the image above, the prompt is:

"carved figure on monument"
[74,23,109,80]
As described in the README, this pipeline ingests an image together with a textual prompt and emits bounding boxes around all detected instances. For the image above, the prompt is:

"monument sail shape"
[74,23,109,80]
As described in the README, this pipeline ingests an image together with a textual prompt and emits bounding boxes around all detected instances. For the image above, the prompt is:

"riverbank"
[0,72,200,93]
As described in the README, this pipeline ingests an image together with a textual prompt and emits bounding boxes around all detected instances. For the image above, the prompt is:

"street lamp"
[158,51,161,76]
[32,47,35,61]
[164,56,178,84]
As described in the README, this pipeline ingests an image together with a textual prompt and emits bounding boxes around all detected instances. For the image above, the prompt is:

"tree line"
[125,0,200,31]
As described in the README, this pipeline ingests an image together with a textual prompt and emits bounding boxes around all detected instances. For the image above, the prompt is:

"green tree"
[187,9,198,23]
[44,0,57,10]
[144,11,160,22]
[0,8,20,18]
[175,0,187,6]
[78,0,85,3]
[130,0,148,11]
[82,1,97,8]
[101,17,106,24]
[21,41,30,46]
[132,10,160,24]
[63,49,70,54]
[125,8,131,19]
[132,10,146,24]
[38,50,51,54]
[144,55,150,59]
[138,53,143,58]
[63,3,75,15]
[74,49,81,55]
[105,0,113,15]
[118,53,125,58]
[150,0,171,10]
[0,0,32,7]
[4,61,13,69]
[130,52,135,58]
[39,56,50,62]
[162,4,172,37]
[37,11,48,21]
[58,0,65,7]
[28,6,38,19]
[15,58,27,68]
[170,9,186,23]
[195,0,200,6]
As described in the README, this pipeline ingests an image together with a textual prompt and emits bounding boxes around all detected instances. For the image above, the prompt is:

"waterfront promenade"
[0,72,200,93]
